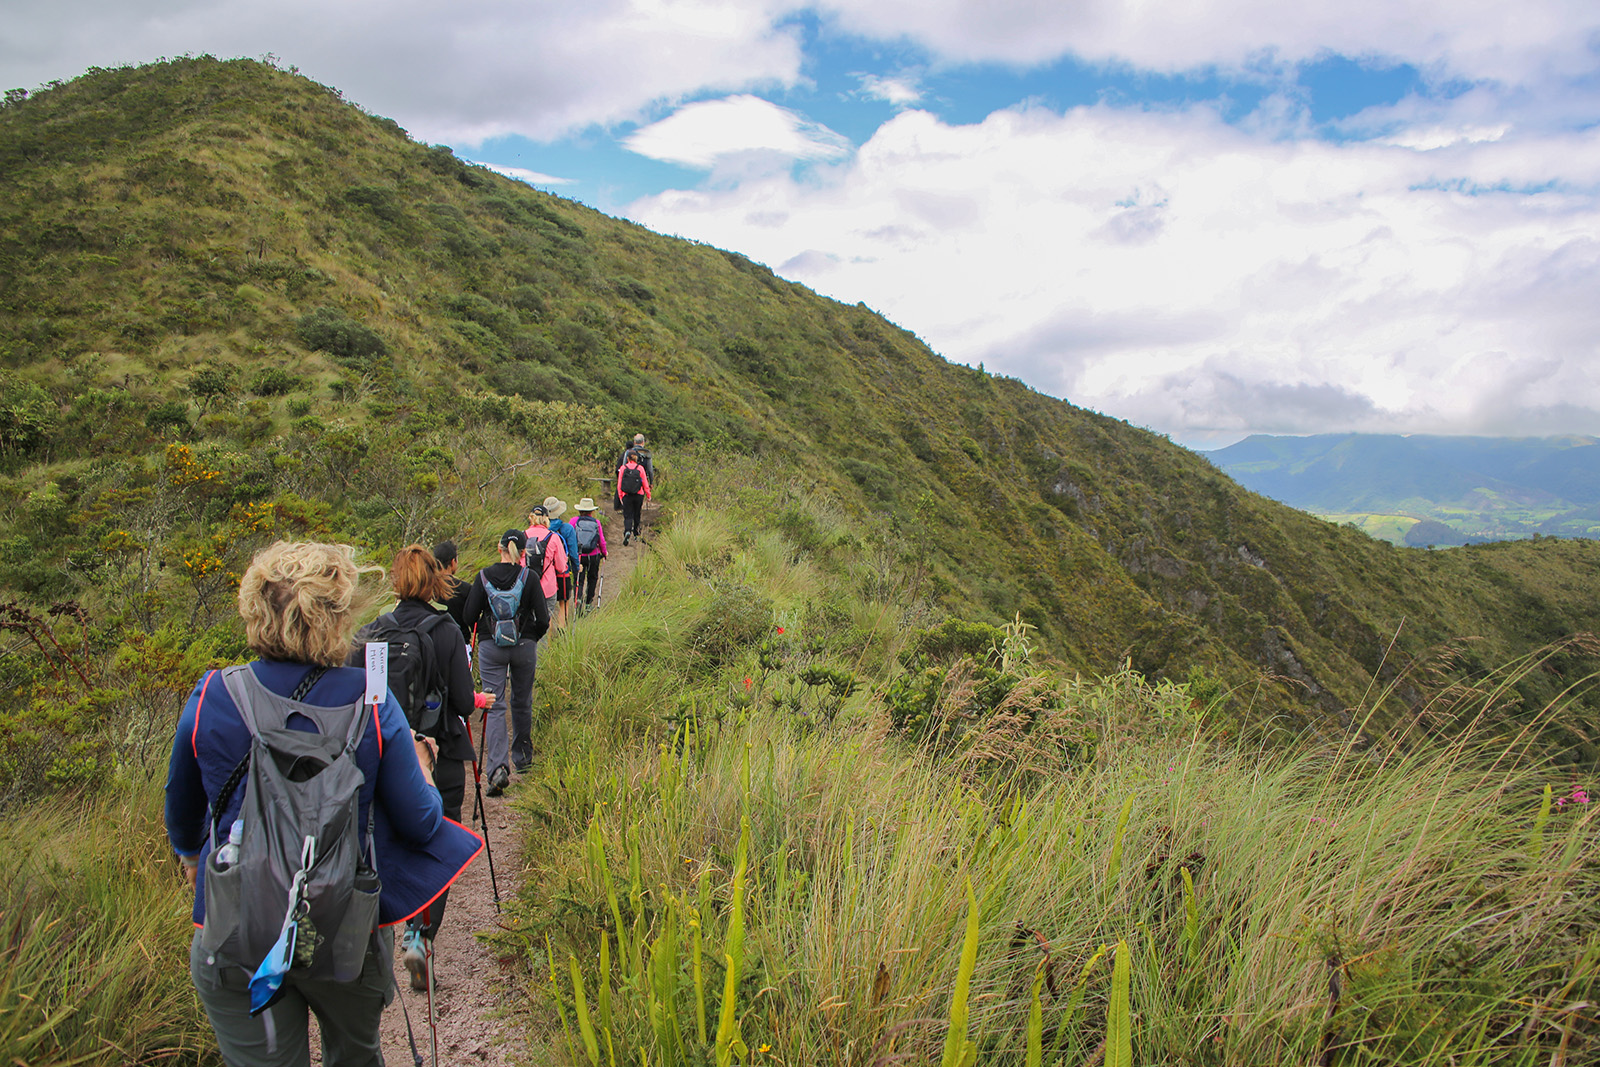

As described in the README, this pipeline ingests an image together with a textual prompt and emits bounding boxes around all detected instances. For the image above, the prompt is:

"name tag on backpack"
[364,642,388,707]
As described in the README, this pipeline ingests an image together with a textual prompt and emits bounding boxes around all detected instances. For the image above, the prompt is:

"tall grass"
[513,481,1600,1066]
[529,698,1600,1064]
[0,785,211,1065]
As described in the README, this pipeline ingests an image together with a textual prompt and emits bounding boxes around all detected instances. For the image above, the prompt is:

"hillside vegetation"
[7,456,1598,1065]
[3,54,1600,790]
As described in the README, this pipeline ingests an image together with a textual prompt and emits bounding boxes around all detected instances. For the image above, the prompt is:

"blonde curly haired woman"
[166,541,480,1066]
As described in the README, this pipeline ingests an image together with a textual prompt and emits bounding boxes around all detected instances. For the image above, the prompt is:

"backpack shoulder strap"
[219,664,275,738]
[415,611,452,636]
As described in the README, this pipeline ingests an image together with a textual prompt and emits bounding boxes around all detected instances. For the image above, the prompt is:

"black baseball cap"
[500,529,528,551]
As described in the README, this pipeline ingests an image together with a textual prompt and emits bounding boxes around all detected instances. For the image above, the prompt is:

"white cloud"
[624,95,850,168]
[4,1,1596,147]
[0,0,806,144]
[1380,125,1510,151]
[470,161,574,185]
[814,0,1600,87]
[625,102,1600,442]
[857,72,923,107]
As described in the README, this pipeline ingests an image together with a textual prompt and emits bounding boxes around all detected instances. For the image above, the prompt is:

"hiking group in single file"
[164,434,656,1067]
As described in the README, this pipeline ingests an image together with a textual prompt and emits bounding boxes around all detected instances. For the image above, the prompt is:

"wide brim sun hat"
[543,496,567,519]
[575,498,597,512]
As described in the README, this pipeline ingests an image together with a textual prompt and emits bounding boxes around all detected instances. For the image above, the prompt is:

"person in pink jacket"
[617,448,652,545]
[569,498,608,606]
[525,505,569,647]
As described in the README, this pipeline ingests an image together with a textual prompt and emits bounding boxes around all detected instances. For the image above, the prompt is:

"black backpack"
[620,463,644,494]
[346,612,452,733]
[573,515,601,553]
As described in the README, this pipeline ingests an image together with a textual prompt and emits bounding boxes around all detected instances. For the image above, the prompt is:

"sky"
[4,2,1600,449]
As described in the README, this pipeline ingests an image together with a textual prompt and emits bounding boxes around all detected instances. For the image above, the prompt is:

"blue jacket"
[550,517,580,572]
[165,659,482,928]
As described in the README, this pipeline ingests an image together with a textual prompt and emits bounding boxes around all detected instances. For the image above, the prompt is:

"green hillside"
[4,56,1600,751]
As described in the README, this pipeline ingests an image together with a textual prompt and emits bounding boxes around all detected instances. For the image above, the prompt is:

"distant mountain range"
[1205,434,1600,545]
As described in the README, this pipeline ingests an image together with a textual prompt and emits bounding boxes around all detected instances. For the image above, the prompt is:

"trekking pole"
[463,714,501,913]
[595,573,604,608]
[426,941,439,1067]
[395,973,426,1067]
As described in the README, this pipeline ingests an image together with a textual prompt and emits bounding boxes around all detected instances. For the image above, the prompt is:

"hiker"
[460,530,549,796]
[543,496,580,628]
[570,498,608,607]
[432,539,471,634]
[615,432,655,487]
[165,541,480,1067]
[378,545,483,993]
[613,433,654,511]
[617,448,652,545]
[524,504,569,639]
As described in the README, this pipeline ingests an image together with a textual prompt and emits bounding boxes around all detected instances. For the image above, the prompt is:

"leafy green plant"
[295,306,387,367]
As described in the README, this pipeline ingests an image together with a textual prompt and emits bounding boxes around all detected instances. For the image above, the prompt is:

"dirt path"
[352,499,656,1066]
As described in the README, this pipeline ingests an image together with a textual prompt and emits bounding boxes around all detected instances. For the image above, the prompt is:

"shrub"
[249,366,297,396]
[683,579,773,671]
[295,306,387,368]
[902,617,1008,668]
[506,284,547,320]
[343,183,403,223]
[446,292,518,338]
[186,363,233,404]
[0,373,56,456]
[144,400,190,436]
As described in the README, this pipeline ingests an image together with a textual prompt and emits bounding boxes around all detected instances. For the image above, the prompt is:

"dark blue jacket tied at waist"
[165,659,482,930]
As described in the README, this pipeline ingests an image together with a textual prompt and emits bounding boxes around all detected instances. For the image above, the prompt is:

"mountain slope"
[4,57,1600,740]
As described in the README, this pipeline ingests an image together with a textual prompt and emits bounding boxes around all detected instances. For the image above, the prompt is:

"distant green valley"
[1206,432,1600,545]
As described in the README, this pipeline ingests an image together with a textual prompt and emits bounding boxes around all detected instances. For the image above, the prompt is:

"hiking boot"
[486,765,510,797]
[623,532,631,546]
[401,926,431,992]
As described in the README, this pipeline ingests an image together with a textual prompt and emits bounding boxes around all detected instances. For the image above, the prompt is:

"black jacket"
[438,573,471,634]
[460,562,550,647]
[392,598,476,761]
[616,444,654,486]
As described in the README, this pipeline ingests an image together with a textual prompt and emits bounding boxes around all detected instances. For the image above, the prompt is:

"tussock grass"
[511,479,1600,1067]
[527,697,1600,1065]
[0,786,210,1066]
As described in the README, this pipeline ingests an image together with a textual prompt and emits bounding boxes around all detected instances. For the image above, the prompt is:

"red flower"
[744,677,753,689]
[775,627,785,634]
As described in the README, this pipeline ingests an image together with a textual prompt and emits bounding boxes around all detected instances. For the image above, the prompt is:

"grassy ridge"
[4,56,1600,745]
[504,470,1600,1065]
[5,458,1598,1064]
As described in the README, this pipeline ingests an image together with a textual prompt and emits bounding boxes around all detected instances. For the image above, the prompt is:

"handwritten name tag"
[364,641,388,706]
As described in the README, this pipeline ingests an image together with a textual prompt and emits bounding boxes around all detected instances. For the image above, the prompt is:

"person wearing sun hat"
[569,497,608,607]
[543,496,580,628]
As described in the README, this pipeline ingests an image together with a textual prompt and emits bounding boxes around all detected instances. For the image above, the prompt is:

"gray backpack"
[200,665,380,989]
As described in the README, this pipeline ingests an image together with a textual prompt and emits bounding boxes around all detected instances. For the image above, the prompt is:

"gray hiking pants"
[190,927,393,1067]
[477,637,537,775]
